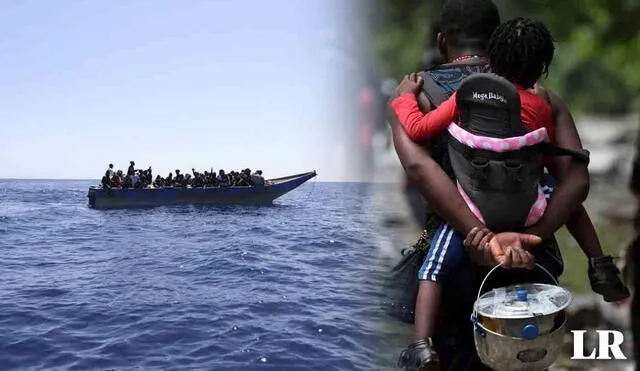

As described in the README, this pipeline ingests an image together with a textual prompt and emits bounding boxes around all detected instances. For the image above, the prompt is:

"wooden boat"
[87,170,317,209]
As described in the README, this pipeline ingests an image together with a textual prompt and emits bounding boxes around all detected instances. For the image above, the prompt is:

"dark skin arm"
[564,205,603,258]
[524,86,590,240]
[391,96,539,267]
[389,76,587,267]
[530,87,599,256]
[388,75,484,236]
[390,74,537,268]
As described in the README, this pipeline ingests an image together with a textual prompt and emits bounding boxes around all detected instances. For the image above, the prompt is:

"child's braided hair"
[488,17,555,89]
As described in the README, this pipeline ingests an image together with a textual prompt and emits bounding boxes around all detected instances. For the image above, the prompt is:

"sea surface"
[0,179,391,371]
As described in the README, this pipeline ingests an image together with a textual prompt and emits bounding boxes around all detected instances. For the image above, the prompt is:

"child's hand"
[533,82,551,104]
[395,72,423,96]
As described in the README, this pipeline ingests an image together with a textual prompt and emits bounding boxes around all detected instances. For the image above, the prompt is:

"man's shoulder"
[533,83,569,121]
[421,62,490,75]
[521,89,553,114]
[419,63,491,99]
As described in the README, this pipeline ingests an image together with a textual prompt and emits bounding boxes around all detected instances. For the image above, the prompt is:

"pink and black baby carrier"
[423,72,590,232]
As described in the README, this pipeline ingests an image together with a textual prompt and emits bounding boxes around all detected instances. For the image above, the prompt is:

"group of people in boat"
[100,161,266,189]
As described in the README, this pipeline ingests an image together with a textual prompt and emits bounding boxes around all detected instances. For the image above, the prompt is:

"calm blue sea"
[0,179,389,371]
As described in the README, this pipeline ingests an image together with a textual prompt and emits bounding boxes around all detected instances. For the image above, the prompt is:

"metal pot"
[471,263,572,371]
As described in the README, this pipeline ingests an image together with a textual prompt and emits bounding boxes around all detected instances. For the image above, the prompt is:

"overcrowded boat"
[88,162,317,209]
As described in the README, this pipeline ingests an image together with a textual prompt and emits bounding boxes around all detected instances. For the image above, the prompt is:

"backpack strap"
[419,72,449,108]
[536,142,591,165]
[448,137,591,165]
[531,85,589,165]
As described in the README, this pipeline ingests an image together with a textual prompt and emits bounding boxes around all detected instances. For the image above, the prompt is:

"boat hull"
[88,171,316,209]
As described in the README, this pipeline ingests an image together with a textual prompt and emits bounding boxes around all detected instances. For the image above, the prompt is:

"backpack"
[422,71,590,231]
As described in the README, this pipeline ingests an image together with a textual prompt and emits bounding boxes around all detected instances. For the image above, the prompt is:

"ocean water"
[0,179,388,371]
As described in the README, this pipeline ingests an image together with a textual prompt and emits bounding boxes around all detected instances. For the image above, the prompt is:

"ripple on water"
[0,180,384,370]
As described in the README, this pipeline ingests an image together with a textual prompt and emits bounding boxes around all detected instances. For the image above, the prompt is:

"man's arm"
[390,87,540,269]
[525,88,590,239]
[388,91,484,235]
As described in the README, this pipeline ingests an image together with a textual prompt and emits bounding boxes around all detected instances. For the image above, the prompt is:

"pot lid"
[475,283,572,319]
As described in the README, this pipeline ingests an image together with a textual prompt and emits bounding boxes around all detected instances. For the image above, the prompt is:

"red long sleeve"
[390,92,459,142]
[391,88,554,145]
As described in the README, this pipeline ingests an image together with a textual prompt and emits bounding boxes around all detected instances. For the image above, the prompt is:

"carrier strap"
[449,134,591,165]
[419,72,449,108]
[536,142,591,165]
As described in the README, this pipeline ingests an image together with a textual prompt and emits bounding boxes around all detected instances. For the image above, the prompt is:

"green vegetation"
[372,0,640,114]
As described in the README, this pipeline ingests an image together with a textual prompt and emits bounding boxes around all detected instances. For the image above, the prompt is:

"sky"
[0,0,366,181]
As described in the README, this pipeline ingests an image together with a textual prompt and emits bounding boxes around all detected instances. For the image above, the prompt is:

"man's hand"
[463,227,503,267]
[463,227,494,266]
[492,232,543,252]
[489,232,542,269]
[395,72,423,97]
[464,228,542,268]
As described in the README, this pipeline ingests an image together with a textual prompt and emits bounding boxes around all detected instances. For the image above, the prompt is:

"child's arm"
[565,204,604,258]
[390,93,458,142]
